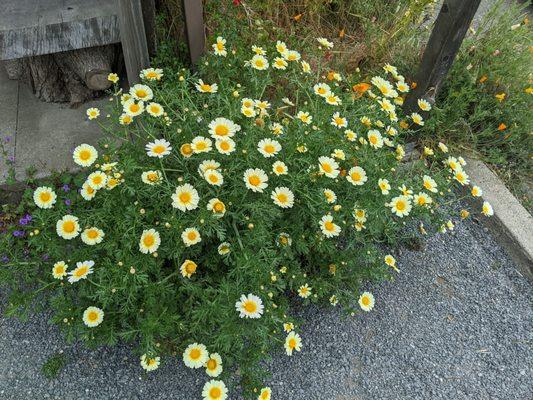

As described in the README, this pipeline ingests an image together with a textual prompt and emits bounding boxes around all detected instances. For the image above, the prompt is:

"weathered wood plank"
[141,0,157,57]
[404,0,482,112]
[182,0,205,66]
[117,0,150,85]
[0,0,120,60]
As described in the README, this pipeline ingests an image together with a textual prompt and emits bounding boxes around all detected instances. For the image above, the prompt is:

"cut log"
[0,44,118,106]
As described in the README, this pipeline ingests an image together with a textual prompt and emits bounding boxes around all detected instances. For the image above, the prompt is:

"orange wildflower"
[497,123,507,131]
[352,83,371,96]
[293,13,303,22]
[410,82,417,89]
[478,75,488,83]
[339,28,345,39]
[399,120,409,129]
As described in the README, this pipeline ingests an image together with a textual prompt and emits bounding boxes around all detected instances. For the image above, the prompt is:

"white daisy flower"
[235,293,264,319]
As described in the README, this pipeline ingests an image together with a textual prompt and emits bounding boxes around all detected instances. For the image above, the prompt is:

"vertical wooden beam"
[141,0,157,57]
[404,0,481,112]
[117,0,150,85]
[182,0,205,66]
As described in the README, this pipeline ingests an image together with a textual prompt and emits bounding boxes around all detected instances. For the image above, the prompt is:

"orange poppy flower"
[352,83,371,95]
[293,13,303,22]
[497,123,507,131]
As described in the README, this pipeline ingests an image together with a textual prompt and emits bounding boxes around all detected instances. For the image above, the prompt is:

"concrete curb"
[464,157,533,280]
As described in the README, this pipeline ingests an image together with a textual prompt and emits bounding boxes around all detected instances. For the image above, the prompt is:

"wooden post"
[117,0,150,85]
[404,0,481,112]
[141,0,157,57]
[182,0,205,66]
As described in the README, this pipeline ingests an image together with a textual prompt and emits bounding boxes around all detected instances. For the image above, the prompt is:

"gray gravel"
[1,215,532,400]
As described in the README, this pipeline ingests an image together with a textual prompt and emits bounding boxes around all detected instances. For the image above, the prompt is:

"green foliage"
[422,1,533,211]
[41,352,68,379]
[1,24,484,398]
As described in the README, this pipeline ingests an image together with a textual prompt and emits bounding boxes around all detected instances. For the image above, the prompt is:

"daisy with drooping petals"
[202,380,228,400]
[196,79,218,93]
[208,117,241,139]
[270,122,284,136]
[367,130,383,149]
[378,178,391,195]
[359,292,375,311]
[68,260,94,283]
[81,227,105,245]
[320,215,341,237]
[191,136,212,153]
[385,255,399,272]
[252,45,266,55]
[345,129,357,141]
[331,112,347,128]
[298,284,311,298]
[347,166,368,186]
[212,36,227,56]
[140,354,160,372]
[205,353,223,377]
[318,156,340,178]
[313,83,331,97]
[454,170,470,185]
[323,189,337,203]
[273,57,288,70]
[183,343,209,369]
[119,113,133,125]
[257,138,281,158]
[207,198,226,217]
[301,60,311,73]
[325,94,341,106]
[73,144,98,167]
[218,242,231,255]
[80,182,96,201]
[141,170,162,185]
[130,84,153,101]
[471,186,483,197]
[285,331,302,356]
[413,192,432,207]
[272,161,288,176]
[251,54,269,70]
[423,175,438,193]
[52,261,68,280]
[204,169,224,186]
[371,76,397,98]
[215,137,236,155]
[418,98,431,111]
[258,387,272,400]
[140,67,163,81]
[411,112,424,126]
[87,171,107,190]
[180,259,198,278]
[172,184,199,211]
[244,168,269,193]
[86,107,100,120]
[123,99,144,117]
[235,293,264,319]
[389,195,412,217]
[139,229,161,254]
[146,102,164,117]
[317,37,334,49]
[276,40,287,54]
[56,215,80,240]
[82,306,104,327]
[182,227,201,247]
[283,50,301,62]
[33,186,57,209]
[271,187,294,208]
[296,111,312,124]
[146,138,172,158]
[198,160,220,176]
[482,201,493,216]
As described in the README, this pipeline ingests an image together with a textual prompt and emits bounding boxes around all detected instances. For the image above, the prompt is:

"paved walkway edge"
[465,156,533,280]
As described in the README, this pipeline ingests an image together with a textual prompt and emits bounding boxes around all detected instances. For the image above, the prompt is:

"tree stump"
[1,44,119,107]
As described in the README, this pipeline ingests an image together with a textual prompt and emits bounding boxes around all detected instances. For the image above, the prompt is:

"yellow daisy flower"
[212,36,227,56]
[243,168,269,193]
[73,144,98,167]
[320,215,341,237]
[180,259,198,278]
[86,107,100,120]
[347,166,368,186]
[257,138,281,158]
[68,260,94,283]
[181,227,201,247]
[81,227,105,246]
[205,353,223,378]
[318,156,340,178]
[146,102,164,117]
[140,354,160,371]
[183,343,209,369]
[130,84,153,101]
[359,291,375,311]
[33,186,57,209]
[235,293,264,319]
[271,187,294,208]
[284,331,302,356]
[202,380,228,400]
[195,79,218,93]
[82,306,104,327]
[52,261,68,280]
[56,215,80,240]
[139,228,161,254]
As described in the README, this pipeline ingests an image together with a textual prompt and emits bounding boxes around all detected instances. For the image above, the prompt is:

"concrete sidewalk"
[0,214,531,400]
[0,68,104,183]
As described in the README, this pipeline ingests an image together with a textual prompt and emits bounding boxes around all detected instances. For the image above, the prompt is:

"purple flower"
[4,136,11,143]
[7,155,15,162]
[1,255,9,263]
[65,199,71,206]
[19,214,32,226]
[62,184,70,192]
[42,254,50,261]
[12,230,25,237]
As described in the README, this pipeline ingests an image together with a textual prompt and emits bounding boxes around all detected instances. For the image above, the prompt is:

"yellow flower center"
[244,301,257,313]
[190,349,201,360]
[135,89,148,98]
[79,150,91,161]
[147,173,158,182]
[288,338,297,349]
[187,231,197,241]
[146,71,157,79]
[277,193,288,203]
[63,221,76,233]
[74,265,88,277]
[213,202,224,213]
[87,229,99,239]
[185,261,197,274]
[417,197,426,205]
[200,84,212,92]
[152,145,166,154]
[321,163,333,173]
[130,103,140,113]
[92,175,103,185]
[208,174,219,183]
[369,135,377,144]
[248,175,260,186]
[40,192,51,202]
[216,42,224,51]
[396,200,406,211]
[179,192,191,203]
[335,117,344,125]
[210,387,222,398]
[255,59,265,68]
[220,141,230,151]
[196,142,207,150]
[143,234,155,247]
[147,358,156,366]
[207,359,217,370]
[181,143,193,156]
[215,125,229,136]
[324,221,335,231]
[264,144,275,153]
[87,311,99,322]
[351,172,361,181]
[361,296,370,306]
[318,87,326,95]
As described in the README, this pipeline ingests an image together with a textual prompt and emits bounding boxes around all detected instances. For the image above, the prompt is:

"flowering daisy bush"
[0,36,493,399]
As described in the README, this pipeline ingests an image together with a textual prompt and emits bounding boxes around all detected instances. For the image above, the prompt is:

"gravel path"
[1,215,532,400]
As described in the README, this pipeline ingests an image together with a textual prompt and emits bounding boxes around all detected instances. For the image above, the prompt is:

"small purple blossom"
[62,184,70,192]
[7,155,15,162]
[65,199,71,206]
[42,254,50,261]
[12,230,25,237]
[1,255,9,263]
[19,214,32,226]
[4,136,11,143]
